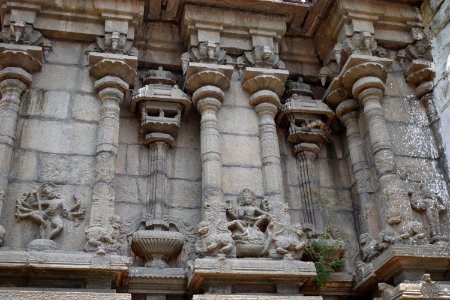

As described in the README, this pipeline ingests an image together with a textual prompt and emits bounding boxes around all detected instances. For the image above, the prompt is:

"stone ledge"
[127,267,187,294]
[188,257,316,291]
[0,249,132,271]
[193,295,322,300]
[0,289,131,300]
[354,244,450,294]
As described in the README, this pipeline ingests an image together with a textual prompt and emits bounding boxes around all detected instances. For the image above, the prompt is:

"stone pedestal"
[188,257,316,295]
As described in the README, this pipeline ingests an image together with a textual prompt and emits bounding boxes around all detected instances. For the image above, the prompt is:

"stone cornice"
[181,4,287,55]
[316,0,423,63]
[0,0,144,41]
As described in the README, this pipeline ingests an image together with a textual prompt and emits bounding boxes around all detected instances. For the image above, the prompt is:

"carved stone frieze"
[187,256,316,292]
[196,189,307,260]
[15,183,86,251]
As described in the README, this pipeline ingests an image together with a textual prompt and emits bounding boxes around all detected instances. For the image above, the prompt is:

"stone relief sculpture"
[409,185,448,245]
[85,216,129,255]
[195,221,235,257]
[264,222,307,259]
[196,189,308,260]
[359,233,380,263]
[15,183,86,251]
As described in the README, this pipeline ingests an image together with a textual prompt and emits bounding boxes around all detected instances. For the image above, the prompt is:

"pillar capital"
[241,67,289,96]
[323,54,391,108]
[88,52,138,86]
[192,85,224,109]
[184,63,233,94]
[95,76,128,104]
[352,76,385,102]
[0,44,43,75]
[336,99,360,123]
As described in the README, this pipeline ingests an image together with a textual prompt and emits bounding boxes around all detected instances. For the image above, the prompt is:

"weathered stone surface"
[39,153,95,185]
[72,93,101,122]
[22,90,70,120]
[19,119,98,155]
[0,290,131,299]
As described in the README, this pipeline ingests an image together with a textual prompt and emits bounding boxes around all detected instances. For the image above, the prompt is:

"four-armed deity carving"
[196,189,308,260]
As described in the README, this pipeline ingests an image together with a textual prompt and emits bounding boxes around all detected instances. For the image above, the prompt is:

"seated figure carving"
[226,189,272,257]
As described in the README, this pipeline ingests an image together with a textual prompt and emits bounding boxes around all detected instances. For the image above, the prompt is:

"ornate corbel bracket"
[181,41,233,75]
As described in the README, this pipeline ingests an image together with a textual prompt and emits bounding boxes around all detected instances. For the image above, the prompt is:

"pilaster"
[242,67,289,223]
[185,62,233,223]
[0,42,43,247]
[86,52,136,239]
[277,78,334,230]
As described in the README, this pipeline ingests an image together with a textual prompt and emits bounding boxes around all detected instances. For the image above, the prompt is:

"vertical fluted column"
[0,68,31,224]
[296,145,320,227]
[336,99,379,237]
[192,86,225,221]
[148,140,170,219]
[89,76,128,228]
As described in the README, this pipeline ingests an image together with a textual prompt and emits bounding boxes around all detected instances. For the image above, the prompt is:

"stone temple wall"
[0,1,449,299]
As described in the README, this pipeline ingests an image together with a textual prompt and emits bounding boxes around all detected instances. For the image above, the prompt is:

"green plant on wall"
[304,213,345,288]
[284,79,293,91]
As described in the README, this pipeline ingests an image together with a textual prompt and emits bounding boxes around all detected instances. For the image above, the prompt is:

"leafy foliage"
[284,79,293,91]
[304,215,345,288]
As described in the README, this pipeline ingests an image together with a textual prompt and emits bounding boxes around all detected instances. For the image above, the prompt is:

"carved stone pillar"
[184,63,233,223]
[277,78,334,229]
[336,99,379,238]
[0,44,43,245]
[87,53,137,232]
[242,68,289,223]
[341,57,412,230]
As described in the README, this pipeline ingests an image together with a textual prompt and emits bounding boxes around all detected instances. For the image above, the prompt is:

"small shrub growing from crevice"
[304,215,345,288]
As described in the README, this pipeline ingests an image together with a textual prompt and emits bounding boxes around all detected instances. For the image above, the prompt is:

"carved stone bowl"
[131,229,184,268]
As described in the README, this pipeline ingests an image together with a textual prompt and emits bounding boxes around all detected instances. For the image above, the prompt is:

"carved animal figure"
[264,222,306,259]
[195,221,234,257]
[359,233,379,262]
